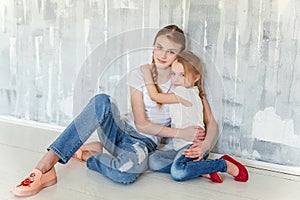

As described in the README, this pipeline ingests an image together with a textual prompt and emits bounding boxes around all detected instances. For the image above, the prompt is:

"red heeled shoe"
[209,172,223,183]
[221,155,249,182]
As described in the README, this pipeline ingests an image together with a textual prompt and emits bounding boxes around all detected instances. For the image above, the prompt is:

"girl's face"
[171,60,197,88]
[153,35,182,69]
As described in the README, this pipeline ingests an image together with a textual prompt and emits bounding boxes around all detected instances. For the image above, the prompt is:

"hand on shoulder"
[140,64,152,74]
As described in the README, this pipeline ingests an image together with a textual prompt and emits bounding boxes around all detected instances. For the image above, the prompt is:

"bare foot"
[81,150,99,161]
[72,141,103,162]
[83,141,103,154]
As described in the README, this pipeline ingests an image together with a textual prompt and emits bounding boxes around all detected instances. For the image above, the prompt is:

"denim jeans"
[48,94,157,184]
[149,144,227,181]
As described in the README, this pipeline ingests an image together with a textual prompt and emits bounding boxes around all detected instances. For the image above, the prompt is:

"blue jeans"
[48,94,157,184]
[149,144,227,181]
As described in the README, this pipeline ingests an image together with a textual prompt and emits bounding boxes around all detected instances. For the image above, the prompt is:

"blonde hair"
[176,51,205,100]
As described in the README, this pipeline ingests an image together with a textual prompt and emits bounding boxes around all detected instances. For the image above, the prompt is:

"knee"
[171,170,186,182]
[90,94,112,117]
[92,94,110,105]
[170,164,187,182]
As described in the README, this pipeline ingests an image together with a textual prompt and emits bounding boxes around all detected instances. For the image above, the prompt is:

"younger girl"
[141,51,249,182]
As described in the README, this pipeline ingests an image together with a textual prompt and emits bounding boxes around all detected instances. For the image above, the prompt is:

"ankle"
[35,165,50,174]
[202,174,210,179]
[35,161,56,174]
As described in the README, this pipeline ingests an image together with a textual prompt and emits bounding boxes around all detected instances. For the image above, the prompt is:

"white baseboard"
[0,115,65,132]
[1,115,299,176]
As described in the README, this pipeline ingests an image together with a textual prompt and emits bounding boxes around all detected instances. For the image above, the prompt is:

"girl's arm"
[201,97,218,149]
[183,96,218,160]
[140,65,191,106]
[130,86,201,141]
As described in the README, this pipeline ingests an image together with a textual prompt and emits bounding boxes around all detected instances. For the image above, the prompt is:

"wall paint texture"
[0,0,299,167]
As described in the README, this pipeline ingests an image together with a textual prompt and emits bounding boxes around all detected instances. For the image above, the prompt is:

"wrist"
[201,141,210,151]
[173,128,181,139]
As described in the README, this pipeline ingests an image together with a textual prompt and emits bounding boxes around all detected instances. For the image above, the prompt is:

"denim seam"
[48,145,68,164]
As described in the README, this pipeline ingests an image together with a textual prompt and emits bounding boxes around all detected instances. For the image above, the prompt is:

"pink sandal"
[13,167,57,197]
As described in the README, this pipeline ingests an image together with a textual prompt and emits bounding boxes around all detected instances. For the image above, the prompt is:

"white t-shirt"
[170,86,204,150]
[126,68,172,145]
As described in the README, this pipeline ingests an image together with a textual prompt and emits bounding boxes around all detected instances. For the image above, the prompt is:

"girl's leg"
[87,135,149,184]
[14,94,116,196]
[38,94,122,173]
[35,151,60,174]
[170,147,227,181]
[85,94,153,184]
[148,149,178,173]
[47,94,116,161]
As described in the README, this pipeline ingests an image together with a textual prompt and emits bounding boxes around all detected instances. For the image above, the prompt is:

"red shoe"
[221,155,249,182]
[13,167,57,197]
[209,172,223,183]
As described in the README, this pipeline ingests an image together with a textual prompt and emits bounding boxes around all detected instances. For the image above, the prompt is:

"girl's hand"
[182,141,208,161]
[140,64,152,74]
[176,126,205,142]
[194,127,206,142]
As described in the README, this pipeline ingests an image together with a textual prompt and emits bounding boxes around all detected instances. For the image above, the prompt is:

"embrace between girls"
[13,25,248,197]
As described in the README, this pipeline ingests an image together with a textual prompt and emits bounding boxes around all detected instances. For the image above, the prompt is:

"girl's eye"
[155,45,162,50]
[166,50,176,54]
[171,72,185,78]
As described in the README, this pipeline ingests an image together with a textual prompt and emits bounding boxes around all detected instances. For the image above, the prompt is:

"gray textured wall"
[0,0,299,167]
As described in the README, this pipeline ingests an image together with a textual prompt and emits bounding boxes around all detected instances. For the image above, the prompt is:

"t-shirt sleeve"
[172,86,189,101]
[127,68,144,92]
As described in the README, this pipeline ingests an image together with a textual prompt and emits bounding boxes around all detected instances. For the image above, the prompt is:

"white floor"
[0,119,300,200]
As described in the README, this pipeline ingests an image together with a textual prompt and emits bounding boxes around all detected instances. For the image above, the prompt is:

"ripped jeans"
[48,94,157,184]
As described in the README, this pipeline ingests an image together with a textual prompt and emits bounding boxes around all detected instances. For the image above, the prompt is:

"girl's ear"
[194,74,201,84]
